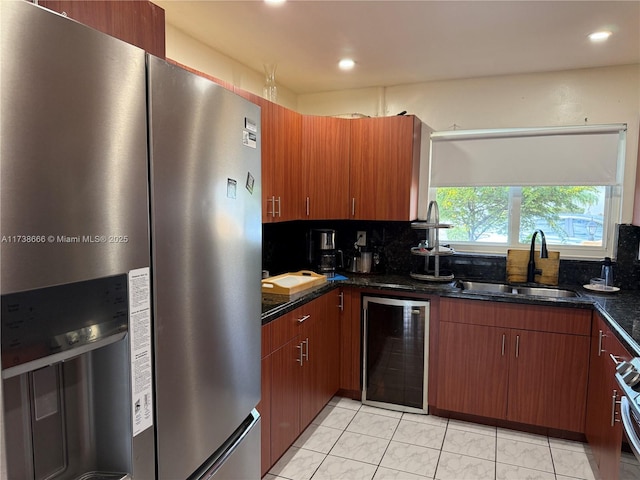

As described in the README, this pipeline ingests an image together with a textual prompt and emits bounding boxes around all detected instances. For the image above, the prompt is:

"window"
[429,125,625,258]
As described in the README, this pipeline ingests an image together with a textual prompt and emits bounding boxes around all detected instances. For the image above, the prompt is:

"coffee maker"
[308,229,339,277]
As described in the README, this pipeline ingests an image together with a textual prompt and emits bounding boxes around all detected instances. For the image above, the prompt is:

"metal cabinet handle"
[296,343,303,366]
[306,197,310,216]
[515,335,520,358]
[501,334,506,356]
[351,198,356,217]
[276,197,282,217]
[598,330,606,356]
[297,314,311,324]
[267,196,275,217]
[338,292,344,312]
[611,389,621,426]
[304,338,309,362]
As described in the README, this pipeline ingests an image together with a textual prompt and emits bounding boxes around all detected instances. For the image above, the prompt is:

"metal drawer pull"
[297,314,311,324]
[304,338,309,361]
[276,197,282,217]
[306,197,310,216]
[501,334,506,356]
[351,198,355,216]
[338,292,344,311]
[611,389,621,426]
[515,335,520,358]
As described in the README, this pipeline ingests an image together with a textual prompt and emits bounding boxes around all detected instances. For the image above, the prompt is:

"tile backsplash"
[263,221,640,290]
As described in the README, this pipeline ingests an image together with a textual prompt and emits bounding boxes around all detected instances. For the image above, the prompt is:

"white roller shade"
[430,124,625,187]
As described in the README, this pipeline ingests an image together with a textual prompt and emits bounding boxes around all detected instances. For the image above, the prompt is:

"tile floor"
[265,396,601,480]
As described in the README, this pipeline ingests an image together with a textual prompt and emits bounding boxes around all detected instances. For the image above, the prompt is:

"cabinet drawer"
[440,297,591,336]
[271,302,316,350]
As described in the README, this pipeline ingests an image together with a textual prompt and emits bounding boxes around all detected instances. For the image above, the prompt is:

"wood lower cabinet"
[266,292,341,468]
[39,0,165,58]
[507,328,589,431]
[338,287,362,397]
[301,116,351,219]
[437,322,509,419]
[270,334,303,463]
[349,115,421,220]
[586,312,631,480]
[436,298,591,432]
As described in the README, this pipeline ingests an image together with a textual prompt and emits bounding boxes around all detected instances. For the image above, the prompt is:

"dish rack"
[410,200,455,281]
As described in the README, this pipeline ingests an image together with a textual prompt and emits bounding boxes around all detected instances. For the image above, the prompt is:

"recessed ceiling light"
[588,30,612,42]
[338,58,355,70]
[264,0,286,5]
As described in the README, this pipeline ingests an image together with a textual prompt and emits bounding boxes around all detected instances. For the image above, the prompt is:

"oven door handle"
[621,396,640,460]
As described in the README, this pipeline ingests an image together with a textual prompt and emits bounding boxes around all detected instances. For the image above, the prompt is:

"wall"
[164,23,298,110]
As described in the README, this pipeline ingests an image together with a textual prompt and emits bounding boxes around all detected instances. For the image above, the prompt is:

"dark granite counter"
[262,274,640,356]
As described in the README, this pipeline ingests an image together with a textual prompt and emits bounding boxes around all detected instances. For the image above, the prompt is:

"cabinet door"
[436,322,509,419]
[586,314,631,479]
[339,288,362,395]
[262,103,302,222]
[507,329,590,432]
[270,336,302,464]
[349,116,420,220]
[39,1,165,58]
[302,116,350,219]
[259,354,272,477]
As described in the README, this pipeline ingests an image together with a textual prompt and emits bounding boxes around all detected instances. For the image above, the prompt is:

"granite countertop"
[262,273,640,356]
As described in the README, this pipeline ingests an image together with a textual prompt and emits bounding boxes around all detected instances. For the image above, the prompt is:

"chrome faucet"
[527,230,549,283]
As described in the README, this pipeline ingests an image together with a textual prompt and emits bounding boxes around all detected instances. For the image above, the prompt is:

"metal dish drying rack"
[410,200,455,281]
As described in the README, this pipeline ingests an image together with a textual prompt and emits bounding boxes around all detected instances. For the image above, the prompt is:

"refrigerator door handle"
[194,409,261,480]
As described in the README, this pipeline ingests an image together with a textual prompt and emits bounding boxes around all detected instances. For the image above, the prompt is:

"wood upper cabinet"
[38,1,165,58]
[301,116,351,219]
[586,313,631,480]
[262,102,303,222]
[349,115,421,220]
[436,298,591,432]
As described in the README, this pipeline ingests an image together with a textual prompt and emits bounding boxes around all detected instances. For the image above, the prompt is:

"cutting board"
[506,249,560,285]
[261,270,327,295]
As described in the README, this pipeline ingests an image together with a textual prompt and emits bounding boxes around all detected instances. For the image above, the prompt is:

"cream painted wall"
[298,65,640,223]
[164,23,298,110]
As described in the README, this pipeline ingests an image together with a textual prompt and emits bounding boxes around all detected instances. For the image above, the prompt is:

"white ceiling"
[156,0,640,95]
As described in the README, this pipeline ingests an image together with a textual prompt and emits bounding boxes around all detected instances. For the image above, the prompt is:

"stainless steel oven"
[614,358,640,479]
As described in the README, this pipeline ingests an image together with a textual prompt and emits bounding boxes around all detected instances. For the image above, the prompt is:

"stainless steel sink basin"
[458,281,578,298]
[459,281,515,294]
[515,287,578,298]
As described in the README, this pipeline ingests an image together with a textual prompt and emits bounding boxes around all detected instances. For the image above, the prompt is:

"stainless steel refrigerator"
[147,57,262,480]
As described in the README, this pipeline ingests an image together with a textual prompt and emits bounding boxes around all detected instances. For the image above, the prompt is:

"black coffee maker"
[307,229,339,277]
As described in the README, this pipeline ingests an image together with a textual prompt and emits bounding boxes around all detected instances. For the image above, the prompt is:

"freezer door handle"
[194,409,260,480]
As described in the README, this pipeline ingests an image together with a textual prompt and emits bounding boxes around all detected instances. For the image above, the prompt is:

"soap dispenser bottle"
[601,257,614,288]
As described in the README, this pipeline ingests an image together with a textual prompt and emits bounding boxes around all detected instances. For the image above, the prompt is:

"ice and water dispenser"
[1,275,135,480]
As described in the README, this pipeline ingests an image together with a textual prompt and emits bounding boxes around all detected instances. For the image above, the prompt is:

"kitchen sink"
[458,281,515,294]
[515,286,578,298]
[458,281,578,298]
